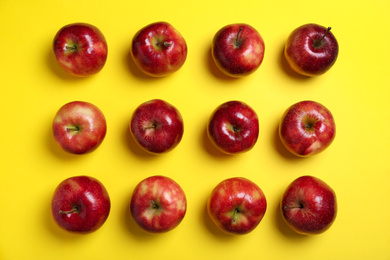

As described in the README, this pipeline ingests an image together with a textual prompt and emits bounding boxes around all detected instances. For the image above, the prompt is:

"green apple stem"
[232,208,240,223]
[59,206,79,214]
[314,27,332,48]
[235,28,243,47]
[66,126,80,132]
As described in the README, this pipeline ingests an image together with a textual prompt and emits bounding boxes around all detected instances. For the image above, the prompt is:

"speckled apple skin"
[130,175,187,233]
[51,176,111,233]
[281,175,337,235]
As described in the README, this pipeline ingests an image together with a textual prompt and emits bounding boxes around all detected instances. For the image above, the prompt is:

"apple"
[212,23,265,77]
[207,177,267,235]
[53,101,107,154]
[279,100,335,157]
[130,175,187,233]
[207,101,259,154]
[51,175,111,233]
[131,21,187,77]
[129,99,184,154]
[284,23,339,77]
[280,175,337,235]
[53,23,108,77]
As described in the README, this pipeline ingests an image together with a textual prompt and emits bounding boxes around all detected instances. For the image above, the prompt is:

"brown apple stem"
[59,206,79,214]
[143,123,157,130]
[163,42,172,48]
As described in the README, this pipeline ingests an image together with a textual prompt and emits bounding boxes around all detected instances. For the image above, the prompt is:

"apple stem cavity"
[59,206,80,214]
[314,27,332,48]
[150,200,160,210]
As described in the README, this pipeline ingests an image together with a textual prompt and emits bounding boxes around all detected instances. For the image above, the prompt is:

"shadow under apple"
[120,190,159,241]
[278,43,312,81]
[201,127,234,160]
[273,121,302,161]
[46,49,88,83]
[273,200,309,241]
[201,197,237,241]
[123,48,163,82]
[205,46,240,82]
[122,120,157,160]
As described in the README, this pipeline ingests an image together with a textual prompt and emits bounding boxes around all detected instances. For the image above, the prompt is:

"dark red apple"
[53,23,108,77]
[129,99,184,154]
[51,175,111,233]
[52,101,107,154]
[281,175,337,235]
[130,175,187,233]
[279,100,335,157]
[284,23,339,77]
[207,177,267,235]
[207,101,259,154]
[212,23,265,77]
[131,21,187,77]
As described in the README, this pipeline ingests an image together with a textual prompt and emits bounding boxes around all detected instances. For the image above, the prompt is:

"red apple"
[207,177,267,235]
[130,175,187,233]
[207,101,259,154]
[284,23,339,77]
[53,101,107,154]
[281,175,337,235]
[129,99,184,154]
[51,175,111,233]
[279,100,335,157]
[131,21,187,77]
[53,23,108,77]
[212,23,265,77]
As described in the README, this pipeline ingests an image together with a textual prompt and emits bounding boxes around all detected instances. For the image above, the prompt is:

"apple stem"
[66,126,80,132]
[66,45,77,51]
[59,206,79,214]
[232,208,240,223]
[143,123,158,130]
[235,28,243,47]
[314,27,332,48]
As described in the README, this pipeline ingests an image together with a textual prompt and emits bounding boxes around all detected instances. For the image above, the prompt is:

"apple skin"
[53,101,107,155]
[131,21,187,77]
[130,175,187,233]
[207,177,267,235]
[279,100,335,157]
[51,175,111,234]
[212,23,265,77]
[53,23,108,77]
[207,101,259,154]
[130,99,184,154]
[284,23,338,77]
[280,175,337,235]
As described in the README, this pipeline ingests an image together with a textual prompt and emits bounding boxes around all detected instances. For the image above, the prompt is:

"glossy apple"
[53,101,107,154]
[131,21,187,77]
[207,101,259,154]
[129,99,184,154]
[53,23,108,77]
[51,175,111,233]
[130,175,187,233]
[284,23,338,77]
[279,100,335,157]
[207,177,267,235]
[281,175,337,235]
[212,23,265,77]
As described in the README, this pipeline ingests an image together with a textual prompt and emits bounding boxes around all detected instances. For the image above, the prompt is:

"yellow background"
[1,0,389,259]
